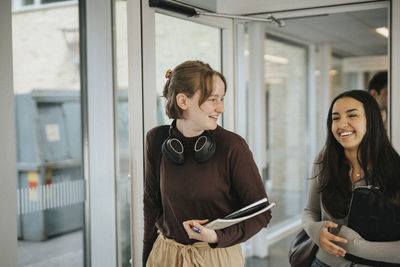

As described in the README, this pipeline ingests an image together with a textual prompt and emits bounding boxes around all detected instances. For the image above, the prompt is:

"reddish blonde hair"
[163,60,226,119]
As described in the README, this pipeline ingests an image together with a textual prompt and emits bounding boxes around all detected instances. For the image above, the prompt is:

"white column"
[247,22,267,172]
[391,1,400,151]
[307,44,317,171]
[235,22,247,139]
[246,22,268,258]
[221,19,235,132]
[316,43,332,152]
[127,0,145,266]
[142,0,157,133]
[0,1,18,266]
[86,0,117,266]
[355,72,364,90]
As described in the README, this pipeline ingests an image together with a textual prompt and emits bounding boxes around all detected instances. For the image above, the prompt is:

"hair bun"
[165,69,172,78]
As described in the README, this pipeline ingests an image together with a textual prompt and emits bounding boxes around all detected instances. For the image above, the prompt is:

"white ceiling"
[186,0,389,57]
[214,0,388,57]
[217,0,379,14]
[264,8,388,57]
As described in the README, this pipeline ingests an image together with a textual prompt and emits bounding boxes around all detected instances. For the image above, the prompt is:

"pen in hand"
[191,225,201,234]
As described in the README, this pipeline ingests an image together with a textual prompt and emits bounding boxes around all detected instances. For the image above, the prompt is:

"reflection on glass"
[330,56,345,100]
[155,13,221,125]
[114,0,131,266]
[242,7,388,266]
[41,0,70,4]
[22,0,34,5]
[12,2,84,267]
[263,37,308,227]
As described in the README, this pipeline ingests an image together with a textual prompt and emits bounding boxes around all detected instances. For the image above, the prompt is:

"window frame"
[128,3,234,266]
[235,0,394,258]
[12,0,77,13]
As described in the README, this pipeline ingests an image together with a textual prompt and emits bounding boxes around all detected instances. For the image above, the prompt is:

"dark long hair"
[317,90,400,218]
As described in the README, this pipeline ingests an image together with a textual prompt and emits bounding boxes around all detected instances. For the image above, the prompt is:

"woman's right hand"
[319,221,348,257]
[182,219,218,244]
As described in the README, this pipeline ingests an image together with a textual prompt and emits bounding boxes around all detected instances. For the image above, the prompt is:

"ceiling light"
[264,54,289,64]
[330,69,338,76]
[265,78,283,84]
[198,41,210,47]
[376,27,388,38]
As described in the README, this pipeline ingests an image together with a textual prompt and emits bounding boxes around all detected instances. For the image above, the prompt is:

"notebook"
[204,198,276,230]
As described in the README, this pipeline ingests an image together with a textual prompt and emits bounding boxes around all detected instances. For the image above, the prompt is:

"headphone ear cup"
[162,138,185,165]
[194,135,216,163]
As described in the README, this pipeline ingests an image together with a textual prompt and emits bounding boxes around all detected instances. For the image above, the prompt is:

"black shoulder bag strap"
[151,125,170,211]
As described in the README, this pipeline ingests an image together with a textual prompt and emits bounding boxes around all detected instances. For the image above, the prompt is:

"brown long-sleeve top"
[143,125,272,265]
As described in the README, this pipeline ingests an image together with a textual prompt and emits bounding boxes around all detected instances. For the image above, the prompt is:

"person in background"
[302,90,400,267]
[143,60,272,267]
[368,71,388,129]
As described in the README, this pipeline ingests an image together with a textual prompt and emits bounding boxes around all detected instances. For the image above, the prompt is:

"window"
[114,0,131,266]
[13,0,74,10]
[155,13,222,125]
[12,2,84,266]
[263,37,308,227]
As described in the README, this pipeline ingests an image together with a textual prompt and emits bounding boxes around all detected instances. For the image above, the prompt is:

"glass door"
[12,1,85,266]
[155,13,222,126]
[239,3,389,266]
[239,25,309,262]
[132,6,233,266]
[263,36,308,228]
[114,0,131,266]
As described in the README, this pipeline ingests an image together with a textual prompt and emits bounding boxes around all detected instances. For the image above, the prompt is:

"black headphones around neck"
[161,120,216,165]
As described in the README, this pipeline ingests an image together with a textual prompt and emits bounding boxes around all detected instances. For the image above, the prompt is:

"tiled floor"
[18,230,296,267]
[18,230,84,267]
[245,232,296,267]
[17,186,304,267]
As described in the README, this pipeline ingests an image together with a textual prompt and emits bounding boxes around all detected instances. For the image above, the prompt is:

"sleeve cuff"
[208,230,224,248]
[303,220,328,247]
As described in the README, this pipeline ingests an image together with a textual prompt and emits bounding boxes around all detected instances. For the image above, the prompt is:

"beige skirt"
[146,233,245,267]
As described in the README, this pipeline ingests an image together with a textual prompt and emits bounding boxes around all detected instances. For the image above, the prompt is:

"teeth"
[340,132,352,137]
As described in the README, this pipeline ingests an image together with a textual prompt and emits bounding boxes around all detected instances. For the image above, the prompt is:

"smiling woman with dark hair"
[302,90,400,267]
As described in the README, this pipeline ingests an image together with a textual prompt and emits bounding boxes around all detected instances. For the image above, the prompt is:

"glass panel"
[331,56,345,99]
[329,8,388,102]
[155,13,221,125]
[114,0,131,266]
[264,37,308,227]
[41,0,69,4]
[242,7,388,267]
[12,2,84,267]
[22,0,34,5]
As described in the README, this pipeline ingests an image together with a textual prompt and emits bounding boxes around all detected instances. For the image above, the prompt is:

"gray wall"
[0,0,18,266]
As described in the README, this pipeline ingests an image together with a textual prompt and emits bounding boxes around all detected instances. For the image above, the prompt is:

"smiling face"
[331,97,367,153]
[177,75,225,136]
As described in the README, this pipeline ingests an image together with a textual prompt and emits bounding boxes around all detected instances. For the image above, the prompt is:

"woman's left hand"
[182,219,218,244]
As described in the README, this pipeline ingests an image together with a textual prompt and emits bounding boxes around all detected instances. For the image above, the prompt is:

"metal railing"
[17,180,85,215]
